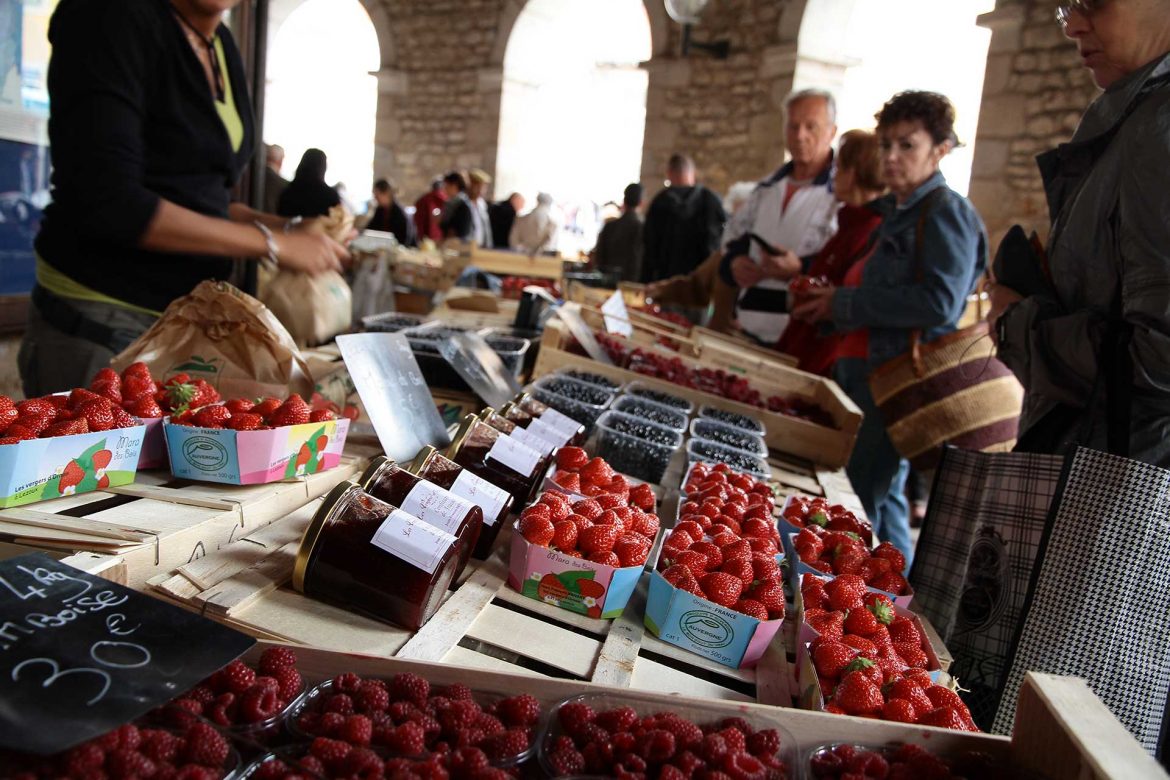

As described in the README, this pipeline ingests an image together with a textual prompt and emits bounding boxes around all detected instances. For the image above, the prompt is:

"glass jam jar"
[516,393,586,446]
[293,482,463,631]
[446,414,550,508]
[360,456,483,578]
[482,407,556,458]
[408,445,514,560]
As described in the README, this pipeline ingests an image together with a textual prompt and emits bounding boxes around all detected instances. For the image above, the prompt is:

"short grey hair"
[784,88,837,124]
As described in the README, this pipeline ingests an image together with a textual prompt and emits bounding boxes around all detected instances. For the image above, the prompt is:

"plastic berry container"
[539,692,798,779]
[686,438,770,480]
[560,369,622,393]
[690,418,769,459]
[698,404,767,436]
[531,375,614,432]
[612,395,689,434]
[593,410,682,485]
[622,381,695,415]
[361,312,428,333]
[485,335,532,377]
[806,743,1021,779]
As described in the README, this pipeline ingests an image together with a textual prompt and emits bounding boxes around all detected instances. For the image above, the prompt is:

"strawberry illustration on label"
[284,425,331,479]
[58,460,85,495]
[537,574,569,603]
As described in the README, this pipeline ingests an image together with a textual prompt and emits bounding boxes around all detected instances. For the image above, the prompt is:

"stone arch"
[268,0,394,67]
[490,0,669,67]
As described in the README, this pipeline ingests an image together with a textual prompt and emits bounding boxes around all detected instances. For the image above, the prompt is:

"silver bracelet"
[254,221,280,270]
[283,216,303,233]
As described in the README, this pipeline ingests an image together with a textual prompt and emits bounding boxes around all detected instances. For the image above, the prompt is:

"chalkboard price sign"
[0,554,255,755]
[436,332,522,409]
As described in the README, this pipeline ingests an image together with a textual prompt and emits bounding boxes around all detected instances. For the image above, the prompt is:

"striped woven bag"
[867,191,1023,472]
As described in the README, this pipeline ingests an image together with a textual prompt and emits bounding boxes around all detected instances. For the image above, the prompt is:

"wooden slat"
[592,579,650,689]
[0,507,150,542]
[194,541,298,617]
[233,588,413,658]
[639,633,757,686]
[396,558,509,662]
[465,604,601,678]
[631,655,753,703]
[753,642,793,707]
[440,645,547,678]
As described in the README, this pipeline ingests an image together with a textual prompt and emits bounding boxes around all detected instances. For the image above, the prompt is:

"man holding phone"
[719,88,840,344]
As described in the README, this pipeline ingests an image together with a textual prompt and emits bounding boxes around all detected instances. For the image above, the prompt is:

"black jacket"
[277,180,341,219]
[641,184,726,282]
[36,0,255,313]
[594,210,644,283]
[368,202,417,247]
[440,193,473,241]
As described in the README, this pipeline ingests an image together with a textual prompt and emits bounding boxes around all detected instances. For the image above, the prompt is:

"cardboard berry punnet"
[507,532,646,620]
[0,425,146,508]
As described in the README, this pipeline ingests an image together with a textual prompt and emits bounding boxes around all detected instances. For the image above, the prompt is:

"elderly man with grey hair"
[509,192,560,255]
[719,87,840,345]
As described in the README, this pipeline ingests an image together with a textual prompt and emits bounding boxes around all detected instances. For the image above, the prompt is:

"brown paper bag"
[261,205,354,346]
[111,280,315,400]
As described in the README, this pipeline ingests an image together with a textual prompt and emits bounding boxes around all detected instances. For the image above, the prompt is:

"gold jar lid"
[358,455,391,490]
[407,445,437,475]
[446,413,479,460]
[293,480,363,593]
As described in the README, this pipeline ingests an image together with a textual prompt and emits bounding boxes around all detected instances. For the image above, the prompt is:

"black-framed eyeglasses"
[1055,0,1105,26]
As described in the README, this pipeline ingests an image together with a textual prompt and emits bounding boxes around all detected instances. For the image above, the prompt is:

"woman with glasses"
[18,0,348,397]
[790,91,987,568]
[989,0,1170,466]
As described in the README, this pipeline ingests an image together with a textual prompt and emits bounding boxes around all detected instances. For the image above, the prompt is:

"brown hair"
[875,90,959,146]
[836,130,884,193]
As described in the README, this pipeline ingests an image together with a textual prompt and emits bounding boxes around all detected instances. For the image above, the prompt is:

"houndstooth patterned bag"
[908,447,1065,730]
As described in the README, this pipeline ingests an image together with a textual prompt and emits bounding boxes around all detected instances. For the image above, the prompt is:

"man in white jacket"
[719,88,840,344]
[509,192,559,255]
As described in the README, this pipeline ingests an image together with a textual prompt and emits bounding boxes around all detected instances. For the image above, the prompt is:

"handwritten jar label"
[486,434,541,477]
[399,481,475,536]
[508,424,555,456]
[539,408,582,436]
[527,417,573,447]
[370,509,456,575]
[449,471,509,527]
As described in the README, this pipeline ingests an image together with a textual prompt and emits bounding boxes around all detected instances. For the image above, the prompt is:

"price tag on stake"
[0,554,254,755]
[601,289,633,337]
[337,333,452,462]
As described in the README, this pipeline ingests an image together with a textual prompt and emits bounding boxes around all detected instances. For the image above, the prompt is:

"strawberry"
[223,398,255,415]
[872,541,907,572]
[0,396,16,429]
[310,409,336,422]
[631,511,660,538]
[79,398,116,431]
[661,563,699,588]
[833,670,884,715]
[746,581,785,617]
[690,540,724,571]
[871,571,909,596]
[806,610,846,641]
[17,398,59,421]
[555,446,589,470]
[886,679,933,715]
[824,574,866,611]
[553,470,582,492]
[587,550,621,566]
[812,640,856,679]
[720,557,755,583]
[733,598,769,621]
[579,524,619,554]
[572,498,604,520]
[228,412,264,431]
[518,514,555,546]
[91,379,122,404]
[580,457,614,485]
[42,418,90,438]
[66,388,102,412]
[193,405,232,429]
[918,705,972,730]
[122,361,153,380]
[121,375,157,403]
[110,407,138,429]
[844,605,882,637]
[551,519,579,551]
[125,394,164,418]
[270,394,311,427]
[629,482,656,510]
[888,615,922,646]
[0,437,20,445]
[614,533,651,567]
[699,572,743,607]
[842,656,883,687]
[252,397,283,420]
[675,549,711,578]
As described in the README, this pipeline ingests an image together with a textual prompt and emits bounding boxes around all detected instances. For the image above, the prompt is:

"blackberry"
[698,405,766,436]
[594,411,681,484]
[363,314,425,333]
[690,419,767,457]
[563,370,621,392]
[613,396,688,432]
[627,385,692,412]
[484,336,529,375]
[687,439,769,479]
[533,375,614,431]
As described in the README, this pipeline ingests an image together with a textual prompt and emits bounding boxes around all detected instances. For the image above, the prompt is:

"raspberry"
[386,721,427,756]
[97,723,142,752]
[701,733,729,763]
[252,757,290,780]
[319,710,347,736]
[547,747,586,775]
[390,672,430,707]
[496,694,541,728]
[217,659,255,694]
[338,713,373,747]
[324,693,355,715]
[309,736,352,770]
[746,728,781,758]
[64,743,106,775]
[654,713,704,752]
[298,755,327,775]
[175,767,218,780]
[355,681,391,713]
[558,701,596,737]
[107,748,156,778]
[722,750,768,780]
[258,646,298,674]
[332,672,363,693]
[595,706,638,734]
[240,684,281,723]
[443,683,474,701]
[637,729,677,762]
[273,666,303,702]
[449,746,491,775]
[182,723,229,767]
[478,728,530,761]
[389,700,419,723]
[439,699,481,734]
[474,712,506,736]
[342,747,383,777]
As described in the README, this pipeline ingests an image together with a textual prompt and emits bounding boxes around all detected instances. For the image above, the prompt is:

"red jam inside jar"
[361,457,483,578]
[518,395,586,445]
[294,483,462,631]
[409,446,514,559]
[448,415,549,508]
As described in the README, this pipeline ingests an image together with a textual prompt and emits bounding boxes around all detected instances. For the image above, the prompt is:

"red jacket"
[775,202,883,376]
[413,191,448,243]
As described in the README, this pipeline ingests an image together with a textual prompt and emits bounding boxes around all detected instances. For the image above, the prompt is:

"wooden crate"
[0,456,365,589]
[691,326,799,370]
[535,321,862,468]
[465,246,584,280]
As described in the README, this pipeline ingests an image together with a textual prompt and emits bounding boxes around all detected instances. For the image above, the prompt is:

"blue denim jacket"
[831,172,987,369]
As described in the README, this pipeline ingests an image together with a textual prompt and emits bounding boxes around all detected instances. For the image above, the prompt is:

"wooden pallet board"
[0,455,365,588]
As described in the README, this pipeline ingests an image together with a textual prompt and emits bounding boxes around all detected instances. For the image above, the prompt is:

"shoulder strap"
[905,187,946,376]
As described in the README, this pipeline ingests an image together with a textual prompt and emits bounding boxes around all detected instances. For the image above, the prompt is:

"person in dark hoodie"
[277,148,341,219]
[640,154,726,283]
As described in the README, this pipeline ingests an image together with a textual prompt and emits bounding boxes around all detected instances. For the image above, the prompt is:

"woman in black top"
[277,148,342,219]
[19,0,347,397]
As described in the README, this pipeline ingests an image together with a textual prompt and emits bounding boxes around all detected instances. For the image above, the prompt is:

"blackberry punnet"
[613,396,688,431]
[563,369,621,392]
[691,419,767,457]
[698,406,766,436]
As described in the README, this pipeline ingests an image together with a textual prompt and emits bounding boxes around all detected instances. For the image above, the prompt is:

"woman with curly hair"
[791,91,988,566]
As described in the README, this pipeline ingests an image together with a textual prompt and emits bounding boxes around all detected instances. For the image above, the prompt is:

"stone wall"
[969,0,1100,248]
